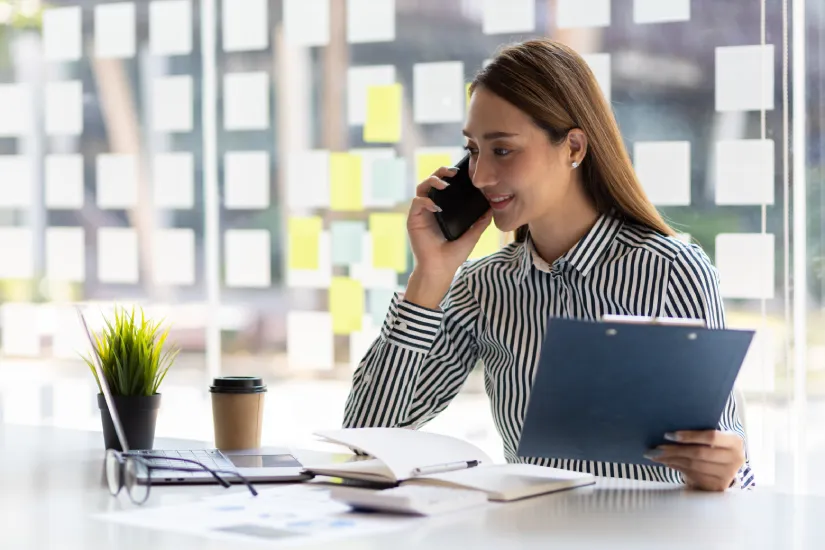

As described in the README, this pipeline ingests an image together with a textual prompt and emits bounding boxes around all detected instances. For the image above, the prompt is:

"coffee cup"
[209,376,266,450]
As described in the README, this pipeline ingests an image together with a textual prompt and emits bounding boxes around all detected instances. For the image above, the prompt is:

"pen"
[411,460,480,477]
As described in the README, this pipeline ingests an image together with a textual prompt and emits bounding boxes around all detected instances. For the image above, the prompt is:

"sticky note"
[556,0,611,28]
[0,155,32,208]
[347,0,395,43]
[370,213,407,272]
[330,153,363,211]
[225,151,270,209]
[582,53,611,103]
[153,153,194,209]
[286,150,331,210]
[0,228,33,278]
[364,84,402,143]
[97,154,138,209]
[413,62,464,123]
[45,81,83,136]
[153,228,195,285]
[715,233,775,299]
[286,232,332,288]
[416,151,455,183]
[347,65,396,126]
[466,83,472,110]
[43,7,82,61]
[470,224,501,260]
[224,72,270,130]
[634,0,690,24]
[370,157,407,205]
[351,233,399,289]
[98,228,139,283]
[150,0,193,56]
[0,303,40,357]
[153,76,193,132]
[330,277,365,335]
[369,288,396,326]
[331,221,366,265]
[351,322,380,369]
[0,84,30,137]
[716,45,775,112]
[633,141,691,206]
[95,3,136,58]
[715,140,775,205]
[46,227,85,282]
[351,147,395,207]
[52,309,92,359]
[287,312,333,370]
[45,154,84,209]
[288,216,323,270]
[483,0,536,34]
[283,0,330,46]
[224,229,271,287]
[222,0,268,52]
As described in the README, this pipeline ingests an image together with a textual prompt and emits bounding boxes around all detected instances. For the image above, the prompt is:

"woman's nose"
[471,156,496,189]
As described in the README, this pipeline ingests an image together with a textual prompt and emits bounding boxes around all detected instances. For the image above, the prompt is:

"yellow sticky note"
[330,153,363,211]
[330,277,364,335]
[370,213,407,272]
[288,216,323,270]
[364,84,401,143]
[466,82,472,110]
[416,153,453,183]
[469,223,501,260]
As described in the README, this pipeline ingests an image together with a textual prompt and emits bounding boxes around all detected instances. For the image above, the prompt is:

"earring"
[571,161,580,169]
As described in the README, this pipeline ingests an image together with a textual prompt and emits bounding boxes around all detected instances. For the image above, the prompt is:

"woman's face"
[463,87,583,233]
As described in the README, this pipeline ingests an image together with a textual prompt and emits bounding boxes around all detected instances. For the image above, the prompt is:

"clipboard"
[516,315,755,467]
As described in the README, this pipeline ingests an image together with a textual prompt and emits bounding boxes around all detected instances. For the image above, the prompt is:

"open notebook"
[303,428,595,502]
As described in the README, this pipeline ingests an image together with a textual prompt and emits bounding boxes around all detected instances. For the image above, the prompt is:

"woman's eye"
[464,146,479,156]
[493,148,511,156]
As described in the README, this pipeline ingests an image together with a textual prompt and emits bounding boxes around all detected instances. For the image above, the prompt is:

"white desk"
[1,424,823,549]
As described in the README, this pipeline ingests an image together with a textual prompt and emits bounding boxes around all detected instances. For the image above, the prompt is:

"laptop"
[77,306,313,484]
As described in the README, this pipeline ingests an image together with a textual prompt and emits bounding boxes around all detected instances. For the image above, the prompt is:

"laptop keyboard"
[131,449,235,477]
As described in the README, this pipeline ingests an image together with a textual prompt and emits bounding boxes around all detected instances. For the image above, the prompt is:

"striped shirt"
[343,212,755,489]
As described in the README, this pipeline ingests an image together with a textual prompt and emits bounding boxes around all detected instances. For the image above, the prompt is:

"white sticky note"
[51,307,92,360]
[350,319,380,369]
[287,311,334,370]
[225,229,271,287]
[153,228,195,285]
[556,0,611,28]
[0,228,33,278]
[483,0,536,34]
[715,233,775,300]
[150,0,193,56]
[715,139,775,205]
[633,0,690,24]
[350,147,395,208]
[413,62,465,123]
[153,153,194,209]
[45,81,83,136]
[286,150,330,210]
[224,72,270,130]
[225,151,270,209]
[347,0,395,43]
[0,84,30,137]
[46,227,85,282]
[716,45,775,112]
[286,232,333,289]
[98,228,139,284]
[283,0,330,46]
[0,303,40,357]
[582,53,611,103]
[0,155,32,208]
[153,76,193,132]
[95,3,136,58]
[633,141,690,206]
[45,155,84,209]
[347,65,396,126]
[97,154,137,209]
[222,0,268,52]
[43,6,82,61]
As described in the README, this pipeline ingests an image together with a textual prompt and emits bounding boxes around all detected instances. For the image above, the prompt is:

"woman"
[343,38,753,491]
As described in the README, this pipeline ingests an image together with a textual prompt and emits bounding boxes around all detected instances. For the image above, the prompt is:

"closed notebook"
[303,428,595,501]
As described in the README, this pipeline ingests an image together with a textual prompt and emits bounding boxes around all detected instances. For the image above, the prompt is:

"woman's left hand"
[645,430,745,492]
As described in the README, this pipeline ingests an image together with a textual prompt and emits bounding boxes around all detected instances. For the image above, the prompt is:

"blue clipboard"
[516,316,755,467]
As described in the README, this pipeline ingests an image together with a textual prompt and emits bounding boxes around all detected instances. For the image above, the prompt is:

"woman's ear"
[567,129,588,166]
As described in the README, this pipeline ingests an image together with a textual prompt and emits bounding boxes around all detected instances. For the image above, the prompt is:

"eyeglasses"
[105,449,258,505]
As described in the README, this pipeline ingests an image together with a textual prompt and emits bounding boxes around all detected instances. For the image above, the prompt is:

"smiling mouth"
[488,195,514,210]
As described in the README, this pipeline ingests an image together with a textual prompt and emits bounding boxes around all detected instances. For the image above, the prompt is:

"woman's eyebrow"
[462,130,519,140]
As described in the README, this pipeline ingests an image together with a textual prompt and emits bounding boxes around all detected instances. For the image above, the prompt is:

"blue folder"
[516,316,755,467]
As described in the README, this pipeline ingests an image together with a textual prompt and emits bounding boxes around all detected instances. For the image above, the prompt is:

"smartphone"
[427,154,490,241]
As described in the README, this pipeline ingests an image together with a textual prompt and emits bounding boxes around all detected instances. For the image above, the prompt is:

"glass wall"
[0,0,821,492]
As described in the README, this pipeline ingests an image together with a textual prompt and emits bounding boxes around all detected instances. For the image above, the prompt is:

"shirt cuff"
[381,292,444,353]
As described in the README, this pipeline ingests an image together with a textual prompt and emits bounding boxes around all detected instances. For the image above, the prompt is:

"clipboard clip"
[600,314,706,328]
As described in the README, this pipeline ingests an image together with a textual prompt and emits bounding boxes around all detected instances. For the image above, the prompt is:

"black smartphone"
[427,154,490,241]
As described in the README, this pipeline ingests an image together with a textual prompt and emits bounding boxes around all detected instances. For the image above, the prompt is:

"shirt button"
[396,321,408,331]
[364,373,372,384]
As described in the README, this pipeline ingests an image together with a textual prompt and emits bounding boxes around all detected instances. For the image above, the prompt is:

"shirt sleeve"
[342,268,482,430]
[663,245,755,490]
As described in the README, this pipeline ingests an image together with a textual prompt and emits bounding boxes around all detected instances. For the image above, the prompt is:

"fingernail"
[664,432,680,442]
[643,450,663,460]
[432,205,443,213]
[447,166,458,172]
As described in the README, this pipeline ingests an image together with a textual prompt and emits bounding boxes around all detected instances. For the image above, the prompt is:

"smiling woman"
[343,38,754,492]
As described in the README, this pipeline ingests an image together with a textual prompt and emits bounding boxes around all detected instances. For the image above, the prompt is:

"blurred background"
[0,0,822,493]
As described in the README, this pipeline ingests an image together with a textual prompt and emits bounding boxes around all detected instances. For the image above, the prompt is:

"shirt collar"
[517,212,624,282]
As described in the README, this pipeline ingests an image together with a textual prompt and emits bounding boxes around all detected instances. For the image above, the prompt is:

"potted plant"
[82,305,179,451]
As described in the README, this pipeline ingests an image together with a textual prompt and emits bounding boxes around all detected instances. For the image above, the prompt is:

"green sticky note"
[369,288,396,327]
[330,221,366,266]
[371,157,407,204]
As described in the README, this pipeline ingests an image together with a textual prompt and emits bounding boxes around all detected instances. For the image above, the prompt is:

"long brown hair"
[470,38,675,242]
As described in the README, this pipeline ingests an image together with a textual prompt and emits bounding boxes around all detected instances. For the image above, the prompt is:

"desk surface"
[1,424,823,550]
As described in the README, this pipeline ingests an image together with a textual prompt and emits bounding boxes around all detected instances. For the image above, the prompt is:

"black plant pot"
[97,393,161,451]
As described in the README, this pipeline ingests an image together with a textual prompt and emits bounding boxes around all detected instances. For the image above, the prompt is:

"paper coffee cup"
[209,376,266,451]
